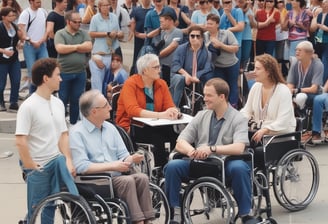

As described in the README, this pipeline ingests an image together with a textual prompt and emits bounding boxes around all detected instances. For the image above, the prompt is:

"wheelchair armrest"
[169,150,187,160]
[75,173,114,199]
[262,131,301,146]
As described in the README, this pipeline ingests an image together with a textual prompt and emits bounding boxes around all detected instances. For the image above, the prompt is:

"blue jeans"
[22,155,78,223]
[312,93,328,133]
[164,158,252,215]
[89,55,111,93]
[256,39,276,56]
[59,72,86,124]
[23,42,48,94]
[170,73,185,106]
[241,40,252,69]
[213,62,240,107]
[0,60,21,104]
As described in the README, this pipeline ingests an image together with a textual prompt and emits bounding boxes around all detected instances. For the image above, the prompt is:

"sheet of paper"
[132,113,193,127]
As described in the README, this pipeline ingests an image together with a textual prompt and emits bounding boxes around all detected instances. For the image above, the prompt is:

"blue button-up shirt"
[69,117,130,175]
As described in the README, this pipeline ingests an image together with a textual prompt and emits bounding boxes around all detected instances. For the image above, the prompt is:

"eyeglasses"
[70,20,82,24]
[155,0,162,2]
[190,34,202,39]
[151,65,161,70]
[258,0,265,2]
[199,1,209,5]
[223,1,232,4]
[94,101,109,109]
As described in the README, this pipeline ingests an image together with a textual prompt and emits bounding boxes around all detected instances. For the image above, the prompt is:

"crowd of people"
[0,0,326,223]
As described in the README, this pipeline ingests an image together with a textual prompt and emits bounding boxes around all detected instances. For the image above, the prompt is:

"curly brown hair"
[255,54,286,84]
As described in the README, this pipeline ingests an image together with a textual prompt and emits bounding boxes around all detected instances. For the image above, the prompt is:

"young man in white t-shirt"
[15,58,78,222]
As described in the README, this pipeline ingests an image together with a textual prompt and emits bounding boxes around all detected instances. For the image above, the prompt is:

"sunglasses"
[70,20,82,24]
[199,1,209,5]
[266,0,274,2]
[223,1,232,4]
[190,34,202,39]
[258,0,265,2]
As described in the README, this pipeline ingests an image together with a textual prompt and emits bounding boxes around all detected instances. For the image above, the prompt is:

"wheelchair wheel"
[149,182,170,224]
[182,177,235,224]
[107,198,131,224]
[273,149,320,211]
[29,192,97,224]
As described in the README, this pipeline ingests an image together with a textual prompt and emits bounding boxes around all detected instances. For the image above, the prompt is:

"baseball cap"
[159,7,177,22]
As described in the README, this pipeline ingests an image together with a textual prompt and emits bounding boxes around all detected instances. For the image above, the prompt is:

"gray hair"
[136,53,159,74]
[297,41,314,53]
[79,89,102,117]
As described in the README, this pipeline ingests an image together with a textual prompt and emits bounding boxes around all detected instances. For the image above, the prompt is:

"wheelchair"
[29,124,170,224]
[252,132,319,213]
[173,131,319,224]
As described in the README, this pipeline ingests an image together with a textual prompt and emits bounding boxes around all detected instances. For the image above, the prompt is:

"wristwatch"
[107,32,111,37]
[210,145,216,153]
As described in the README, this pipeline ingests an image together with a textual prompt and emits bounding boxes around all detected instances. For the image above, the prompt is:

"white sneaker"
[19,80,29,92]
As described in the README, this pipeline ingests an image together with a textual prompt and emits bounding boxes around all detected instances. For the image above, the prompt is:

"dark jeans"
[59,72,86,124]
[0,60,21,104]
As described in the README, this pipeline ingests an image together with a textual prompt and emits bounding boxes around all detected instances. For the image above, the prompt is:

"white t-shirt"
[18,7,47,42]
[15,93,67,166]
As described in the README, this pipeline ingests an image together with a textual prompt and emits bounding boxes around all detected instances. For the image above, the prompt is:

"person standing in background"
[18,0,48,94]
[88,0,123,93]
[55,10,92,125]
[46,0,68,58]
[0,7,24,112]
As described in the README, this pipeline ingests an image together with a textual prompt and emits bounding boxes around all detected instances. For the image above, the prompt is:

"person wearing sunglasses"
[191,0,219,28]
[204,13,240,108]
[170,25,212,107]
[255,0,280,55]
[54,10,92,125]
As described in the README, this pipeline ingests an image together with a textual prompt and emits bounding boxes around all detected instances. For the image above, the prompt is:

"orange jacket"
[116,74,175,131]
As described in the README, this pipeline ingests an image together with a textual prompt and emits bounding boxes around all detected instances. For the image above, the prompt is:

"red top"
[256,9,280,41]
[116,74,175,131]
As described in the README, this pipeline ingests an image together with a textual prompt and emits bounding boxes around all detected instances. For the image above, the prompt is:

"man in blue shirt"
[70,89,154,223]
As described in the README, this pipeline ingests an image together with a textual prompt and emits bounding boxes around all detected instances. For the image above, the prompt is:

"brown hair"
[255,54,286,84]
[205,78,230,101]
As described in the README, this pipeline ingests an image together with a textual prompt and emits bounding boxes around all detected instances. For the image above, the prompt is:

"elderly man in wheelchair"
[69,89,155,224]
[164,78,258,224]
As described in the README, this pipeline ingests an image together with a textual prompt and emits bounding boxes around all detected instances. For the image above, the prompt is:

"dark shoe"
[242,215,259,224]
[0,102,6,111]
[170,207,181,224]
[9,103,19,112]
[311,133,322,144]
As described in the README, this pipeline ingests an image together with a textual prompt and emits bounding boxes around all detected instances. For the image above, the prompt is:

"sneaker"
[19,80,29,92]
[9,103,19,112]
[170,207,181,224]
[0,102,6,111]
[242,215,259,224]
[311,133,322,144]
[301,131,312,143]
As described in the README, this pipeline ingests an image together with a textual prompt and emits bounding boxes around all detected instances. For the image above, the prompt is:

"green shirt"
[54,27,91,73]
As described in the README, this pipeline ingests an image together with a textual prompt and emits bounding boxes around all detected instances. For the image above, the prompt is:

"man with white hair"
[287,40,323,117]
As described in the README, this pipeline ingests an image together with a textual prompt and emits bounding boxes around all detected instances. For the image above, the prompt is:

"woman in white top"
[241,54,296,144]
